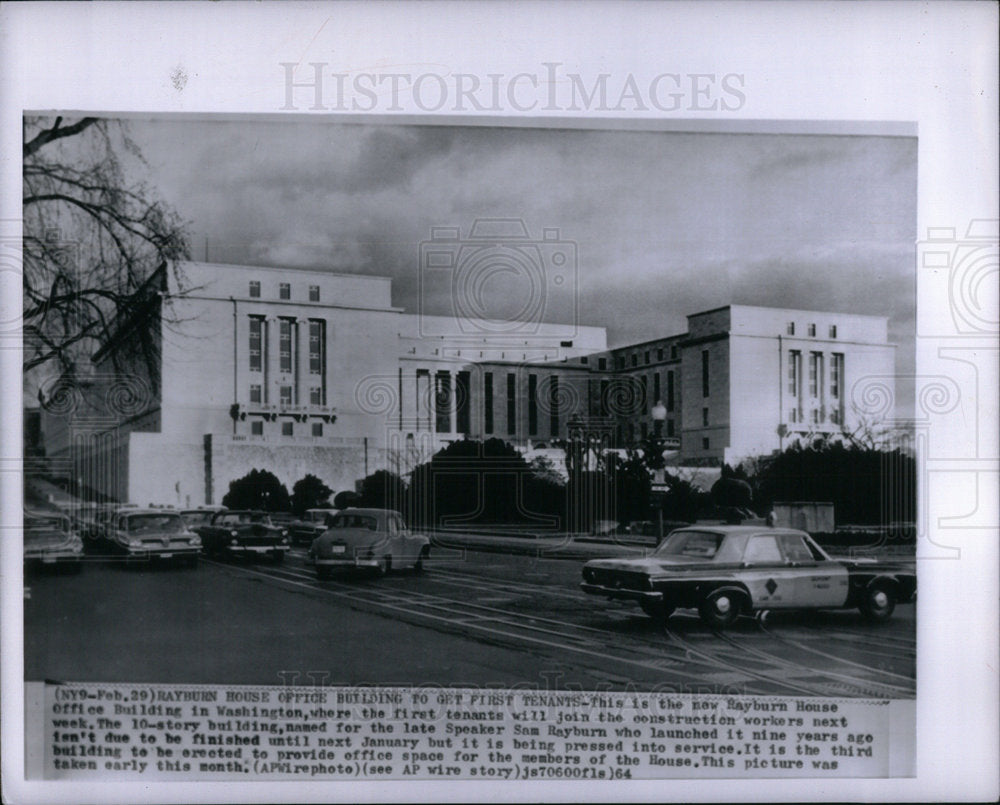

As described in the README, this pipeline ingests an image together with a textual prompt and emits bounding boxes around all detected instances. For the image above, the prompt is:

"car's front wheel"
[859,583,896,623]
[699,590,742,629]
[414,545,430,573]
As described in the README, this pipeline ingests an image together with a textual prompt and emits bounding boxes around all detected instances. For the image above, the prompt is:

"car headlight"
[189,536,201,546]
[230,538,238,546]
[230,530,239,537]
[281,536,290,544]
[281,529,288,537]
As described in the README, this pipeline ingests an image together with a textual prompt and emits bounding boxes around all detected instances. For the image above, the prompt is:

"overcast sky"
[123,117,916,409]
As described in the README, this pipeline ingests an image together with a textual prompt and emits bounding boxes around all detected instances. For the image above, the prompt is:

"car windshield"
[181,511,214,527]
[25,516,68,535]
[654,530,724,559]
[306,510,330,523]
[125,514,186,534]
[329,514,378,531]
[219,512,269,526]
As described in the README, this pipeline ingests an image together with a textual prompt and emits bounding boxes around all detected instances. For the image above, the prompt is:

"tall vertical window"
[456,371,471,435]
[631,353,638,368]
[598,357,607,371]
[249,317,263,372]
[308,319,325,405]
[484,372,494,434]
[653,372,660,404]
[640,374,648,409]
[309,387,322,405]
[829,324,837,339]
[549,376,560,438]
[527,374,538,436]
[282,421,293,436]
[808,323,816,337]
[279,319,293,373]
[670,345,678,360]
[249,280,260,298]
[702,407,709,427]
[506,373,516,435]
[701,350,710,398]
[279,385,292,405]
[788,351,801,396]
[830,353,844,398]
[312,422,323,437]
[309,285,320,302]
[786,322,795,336]
[657,348,664,361]
[279,283,291,300]
[644,350,650,365]
[416,369,430,431]
[666,371,675,412]
[809,352,823,398]
[249,384,262,403]
[435,372,451,434]
[251,420,263,436]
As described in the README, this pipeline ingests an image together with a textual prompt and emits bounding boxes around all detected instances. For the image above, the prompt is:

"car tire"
[859,582,896,623]
[640,600,675,621]
[414,546,430,573]
[699,590,742,629]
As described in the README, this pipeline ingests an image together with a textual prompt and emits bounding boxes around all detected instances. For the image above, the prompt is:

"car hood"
[24,531,77,550]
[584,556,722,575]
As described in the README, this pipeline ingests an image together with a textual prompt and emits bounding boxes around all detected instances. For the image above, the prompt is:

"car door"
[776,532,850,608]
[740,534,800,608]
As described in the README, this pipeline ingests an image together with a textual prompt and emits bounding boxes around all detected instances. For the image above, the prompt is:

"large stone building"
[38,261,896,507]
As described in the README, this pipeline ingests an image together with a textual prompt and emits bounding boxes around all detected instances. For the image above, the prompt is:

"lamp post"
[650,400,668,542]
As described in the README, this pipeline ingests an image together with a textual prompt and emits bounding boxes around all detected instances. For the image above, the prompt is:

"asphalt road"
[24,545,916,697]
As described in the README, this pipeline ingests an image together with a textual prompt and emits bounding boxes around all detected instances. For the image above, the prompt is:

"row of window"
[787,351,845,399]
[788,407,843,425]
[615,344,681,370]
[248,420,325,437]
[787,322,838,339]
[248,280,323,302]
[248,317,327,406]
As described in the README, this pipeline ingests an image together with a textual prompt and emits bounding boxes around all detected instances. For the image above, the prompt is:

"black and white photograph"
[2,2,997,802]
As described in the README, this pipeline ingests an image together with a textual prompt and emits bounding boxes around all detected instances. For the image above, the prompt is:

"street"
[25,544,916,697]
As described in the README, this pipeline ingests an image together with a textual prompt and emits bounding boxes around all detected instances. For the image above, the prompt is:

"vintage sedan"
[309,508,430,578]
[198,510,291,562]
[104,509,201,566]
[24,513,83,570]
[288,507,338,545]
[581,525,916,628]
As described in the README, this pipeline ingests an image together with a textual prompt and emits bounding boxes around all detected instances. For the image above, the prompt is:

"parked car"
[309,508,429,578]
[580,525,916,628]
[103,508,201,567]
[23,512,83,571]
[288,507,338,545]
[197,510,291,562]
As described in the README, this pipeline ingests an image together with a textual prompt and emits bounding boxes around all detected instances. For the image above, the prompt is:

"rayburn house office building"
[38,261,896,507]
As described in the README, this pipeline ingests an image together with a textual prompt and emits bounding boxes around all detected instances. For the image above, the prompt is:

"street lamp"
[651,400,667,437]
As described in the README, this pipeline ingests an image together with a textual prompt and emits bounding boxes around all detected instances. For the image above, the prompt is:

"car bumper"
[315,556,380,569]
[124,545,200,559]
[25,550,82,564]
[224,544,289,556]
[580,582,663,602]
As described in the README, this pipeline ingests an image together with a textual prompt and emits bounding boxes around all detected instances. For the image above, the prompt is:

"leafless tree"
[22,116,190,380]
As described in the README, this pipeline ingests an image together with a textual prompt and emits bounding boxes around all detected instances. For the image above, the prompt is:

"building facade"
[38,262,896,506]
